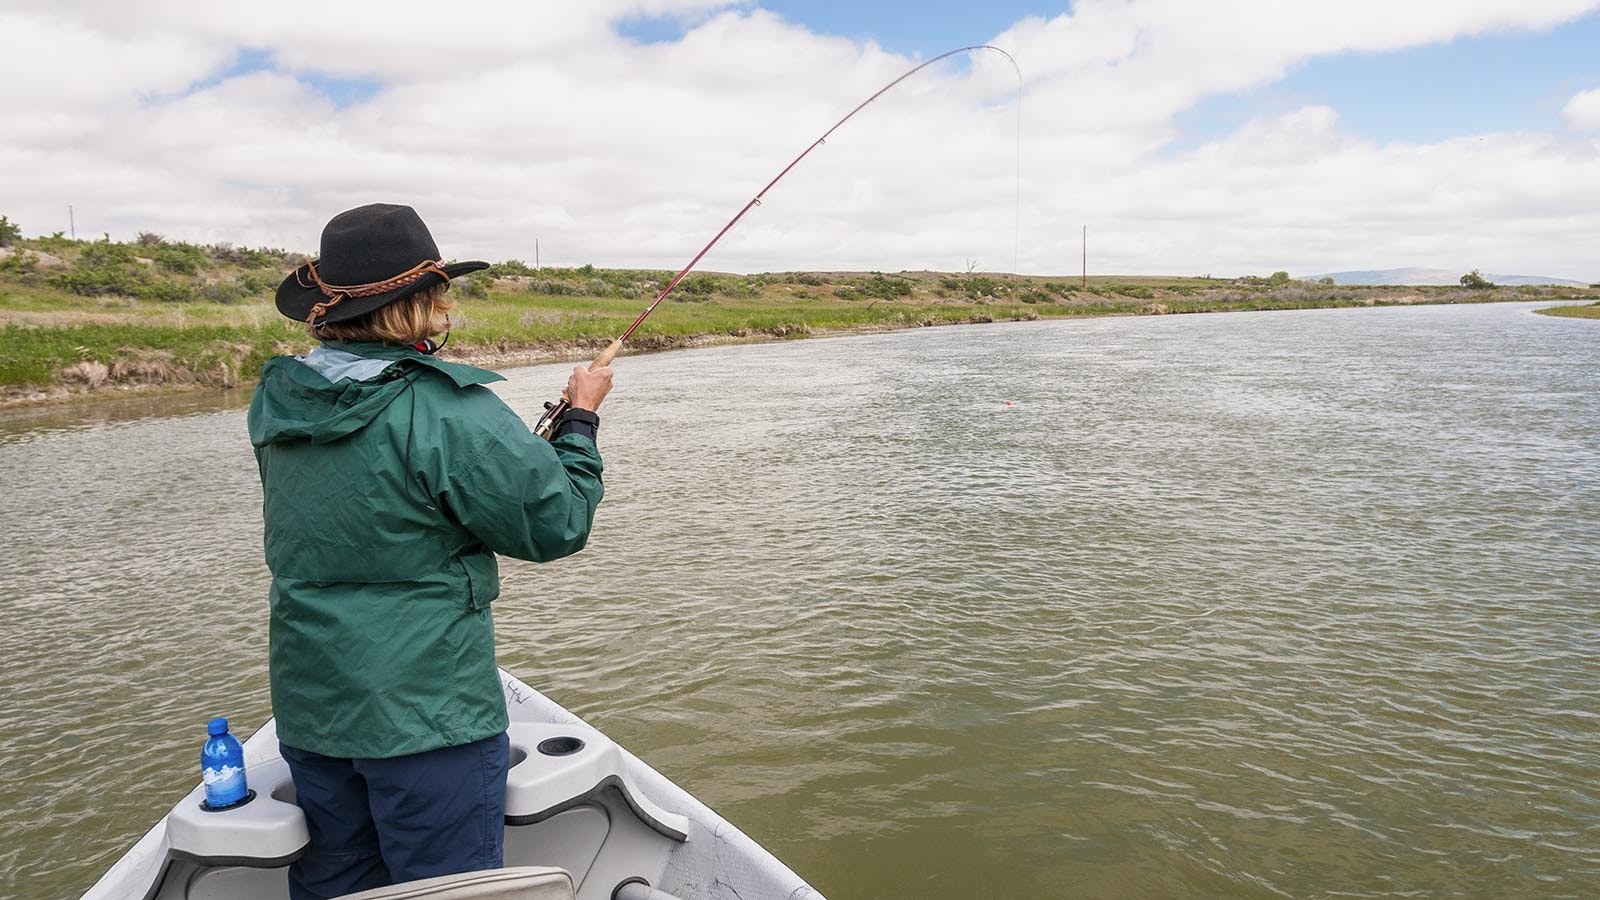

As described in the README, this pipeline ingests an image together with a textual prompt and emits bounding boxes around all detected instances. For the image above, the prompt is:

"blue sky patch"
[174,47,381,109]
[299,72,382,109]
[612,1,1049,55]
[221,47,276,80]
[735,3,1598,146]
[616,12,694,45]
[753,1,1051,56]
[166,47,275,101]
[1171,12,1600,151]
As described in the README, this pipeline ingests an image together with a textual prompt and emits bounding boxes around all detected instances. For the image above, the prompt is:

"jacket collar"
[325,341,505,388]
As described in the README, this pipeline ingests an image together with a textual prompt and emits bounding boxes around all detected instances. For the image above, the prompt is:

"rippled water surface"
[3,303,1598,900]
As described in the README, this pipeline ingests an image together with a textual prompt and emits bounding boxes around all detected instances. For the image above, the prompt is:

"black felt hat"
[275,204,488,326]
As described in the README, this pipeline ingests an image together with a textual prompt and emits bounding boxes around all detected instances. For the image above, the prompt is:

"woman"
[249,203,612,900]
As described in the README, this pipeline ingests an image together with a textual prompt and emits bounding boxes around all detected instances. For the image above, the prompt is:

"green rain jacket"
[248,341,603,759]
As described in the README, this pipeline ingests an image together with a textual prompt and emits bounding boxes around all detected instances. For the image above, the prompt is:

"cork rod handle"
[590,338,624,370]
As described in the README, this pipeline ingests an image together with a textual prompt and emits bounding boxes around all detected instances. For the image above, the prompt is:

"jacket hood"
[249,342,504,448]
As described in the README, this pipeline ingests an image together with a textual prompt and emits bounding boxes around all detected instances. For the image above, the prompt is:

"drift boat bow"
[81,669,823,900]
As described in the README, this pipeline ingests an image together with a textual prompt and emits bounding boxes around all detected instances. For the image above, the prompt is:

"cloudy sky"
[2,1,1597,279]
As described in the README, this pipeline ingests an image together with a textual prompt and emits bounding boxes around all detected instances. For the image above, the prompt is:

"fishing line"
[535,44,1025,439]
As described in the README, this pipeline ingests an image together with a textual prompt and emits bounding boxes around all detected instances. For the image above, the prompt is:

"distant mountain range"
[1304,267,1592,287]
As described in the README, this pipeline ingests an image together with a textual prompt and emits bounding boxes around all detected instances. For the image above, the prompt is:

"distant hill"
[1305,267,1590,287]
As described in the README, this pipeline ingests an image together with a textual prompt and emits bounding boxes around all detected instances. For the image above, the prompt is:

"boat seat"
[332,867,576,900]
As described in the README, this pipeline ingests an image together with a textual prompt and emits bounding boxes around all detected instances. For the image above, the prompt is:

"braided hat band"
[296,258,453,325]
[274,205,487,326]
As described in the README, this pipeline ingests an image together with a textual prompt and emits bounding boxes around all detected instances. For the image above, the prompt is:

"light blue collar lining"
[295,346,397,384]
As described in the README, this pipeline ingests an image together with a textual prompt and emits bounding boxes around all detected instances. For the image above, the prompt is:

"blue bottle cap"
[207,717,229,737]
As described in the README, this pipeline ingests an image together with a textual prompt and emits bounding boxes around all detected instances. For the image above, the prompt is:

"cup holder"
[537,736,585,757]
[199,789,256,813]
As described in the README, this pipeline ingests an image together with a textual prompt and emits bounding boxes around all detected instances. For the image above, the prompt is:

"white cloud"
[1,0,1598,279]
[1566,88,1600,131]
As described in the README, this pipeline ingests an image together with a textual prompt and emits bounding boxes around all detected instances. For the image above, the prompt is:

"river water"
[2,302,1596,900]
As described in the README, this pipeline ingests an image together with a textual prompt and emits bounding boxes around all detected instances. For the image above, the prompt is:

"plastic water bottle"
[200,717,249,809]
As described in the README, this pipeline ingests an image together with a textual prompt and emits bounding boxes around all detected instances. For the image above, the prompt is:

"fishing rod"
[533,43,1023,439]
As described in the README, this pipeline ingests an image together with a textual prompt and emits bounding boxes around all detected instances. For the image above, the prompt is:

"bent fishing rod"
[533,43,1022,439]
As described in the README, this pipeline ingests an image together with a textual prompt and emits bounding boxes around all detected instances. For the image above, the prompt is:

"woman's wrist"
[553,407,599,442]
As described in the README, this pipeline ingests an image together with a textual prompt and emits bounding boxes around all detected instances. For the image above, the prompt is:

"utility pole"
[535,238,540,270]
[68,205,76,240]
[1081,225,1087,291]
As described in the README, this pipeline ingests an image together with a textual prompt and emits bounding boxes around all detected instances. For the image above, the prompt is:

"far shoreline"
[0,310,1020,411]
[5,233,1597,411]
[1533,303,1600,321]
[4,294,1595,416]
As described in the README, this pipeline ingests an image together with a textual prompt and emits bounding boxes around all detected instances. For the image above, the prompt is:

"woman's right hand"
[565,365,613,412]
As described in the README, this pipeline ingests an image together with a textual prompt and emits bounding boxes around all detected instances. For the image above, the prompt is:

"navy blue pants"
[279,732,510,900]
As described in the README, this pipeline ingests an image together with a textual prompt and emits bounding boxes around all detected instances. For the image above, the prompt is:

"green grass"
[0,321,300,387]
[447,290,1041,349]
[4,231,1598,398]
[1535,302,1600,319]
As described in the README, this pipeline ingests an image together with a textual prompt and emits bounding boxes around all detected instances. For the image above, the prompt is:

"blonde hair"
[311,284,455,345]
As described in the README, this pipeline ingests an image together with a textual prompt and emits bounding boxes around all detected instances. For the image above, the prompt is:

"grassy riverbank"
[3,232,1597,405]
[1534,301,1600,319]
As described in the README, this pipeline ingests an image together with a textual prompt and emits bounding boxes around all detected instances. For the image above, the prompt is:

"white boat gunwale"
[81,669,823,900]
